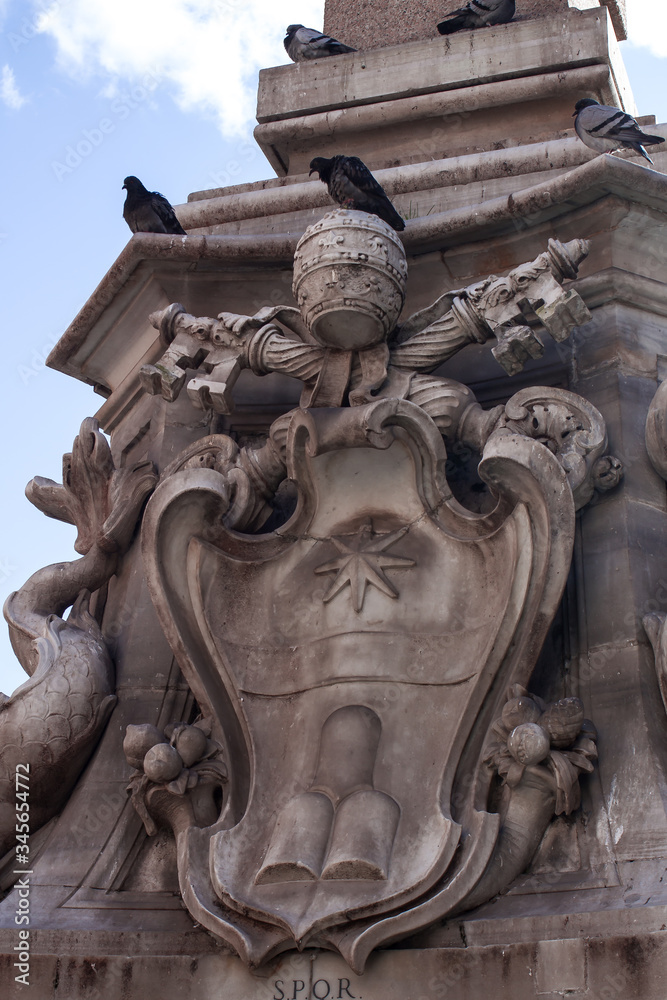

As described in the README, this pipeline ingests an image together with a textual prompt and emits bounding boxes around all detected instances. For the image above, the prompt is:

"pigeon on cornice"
[309,155,405,232]
[573,98,665,165]
[437,0,515,34]
[122,176,186,235]
[284,24,356,62]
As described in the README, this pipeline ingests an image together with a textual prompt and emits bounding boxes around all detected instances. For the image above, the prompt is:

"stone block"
[536,937,587,993]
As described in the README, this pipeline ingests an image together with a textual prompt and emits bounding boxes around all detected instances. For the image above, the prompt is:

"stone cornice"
[47,154,667,433]
[178,135,664,234]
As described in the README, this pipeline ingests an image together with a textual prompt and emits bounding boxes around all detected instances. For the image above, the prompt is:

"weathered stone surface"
[322,0,627,51]
[3,930,667,1000]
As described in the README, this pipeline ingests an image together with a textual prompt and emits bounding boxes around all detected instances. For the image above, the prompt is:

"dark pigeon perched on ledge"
[309,155,405,232]
[122,176,186,235]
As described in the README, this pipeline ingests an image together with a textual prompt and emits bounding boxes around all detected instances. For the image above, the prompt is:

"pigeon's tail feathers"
[324,39,356,54]
[370,196,406,232]
[615,121,666,146]
[388,208,406,232]
[437,13,469,34]
[152,192,187,235]
[633,144,655,166]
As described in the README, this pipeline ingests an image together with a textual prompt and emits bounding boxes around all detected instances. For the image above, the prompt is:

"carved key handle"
[140,302,319,416]
[464,238,592,376]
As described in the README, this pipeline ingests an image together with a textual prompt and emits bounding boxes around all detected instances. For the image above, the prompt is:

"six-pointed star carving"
[314,524,415,613]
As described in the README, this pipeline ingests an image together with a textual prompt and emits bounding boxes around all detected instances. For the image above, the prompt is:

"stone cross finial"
[322,0,626,50]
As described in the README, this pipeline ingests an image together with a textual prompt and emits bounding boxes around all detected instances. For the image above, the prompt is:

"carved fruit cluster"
[124,718,228,835]
[484,685,598,815]
[124,720,222,784]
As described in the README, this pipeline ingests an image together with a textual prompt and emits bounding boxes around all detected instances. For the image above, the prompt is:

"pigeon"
[573,99,665,166]
[309,155,405,232]
[284,24,356,62]
[122,176,186,235]
[437,0,515,34]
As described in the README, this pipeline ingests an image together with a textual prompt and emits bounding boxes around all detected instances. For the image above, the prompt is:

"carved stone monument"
[2,2,667,998]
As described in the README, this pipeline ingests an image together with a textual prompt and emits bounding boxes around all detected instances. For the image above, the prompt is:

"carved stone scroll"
[501,386,623,509]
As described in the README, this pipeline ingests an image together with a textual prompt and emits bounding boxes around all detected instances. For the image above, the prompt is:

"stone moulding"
[253,66,613,177]
[139,397,582,971]
[181,136,600,231]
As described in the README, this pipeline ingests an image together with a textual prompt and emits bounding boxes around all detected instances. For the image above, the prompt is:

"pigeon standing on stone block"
[122,176,186,235]
[437,0,515,34]
[309,155,406,232]
[573,99,665,165]
[284,24,356,62]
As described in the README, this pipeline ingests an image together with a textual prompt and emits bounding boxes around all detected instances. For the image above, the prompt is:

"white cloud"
[35,0,325,136]
[1,64,27,109]
[626,0,667,57]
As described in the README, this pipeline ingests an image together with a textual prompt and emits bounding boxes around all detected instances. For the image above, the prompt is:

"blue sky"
[1,0,666,694]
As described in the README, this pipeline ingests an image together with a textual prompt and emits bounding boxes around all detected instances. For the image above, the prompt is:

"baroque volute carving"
[0,419,157,856]
[120,210,622,970]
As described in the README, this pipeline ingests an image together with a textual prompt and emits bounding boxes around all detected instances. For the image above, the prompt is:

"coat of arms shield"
[142,396,575,971]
